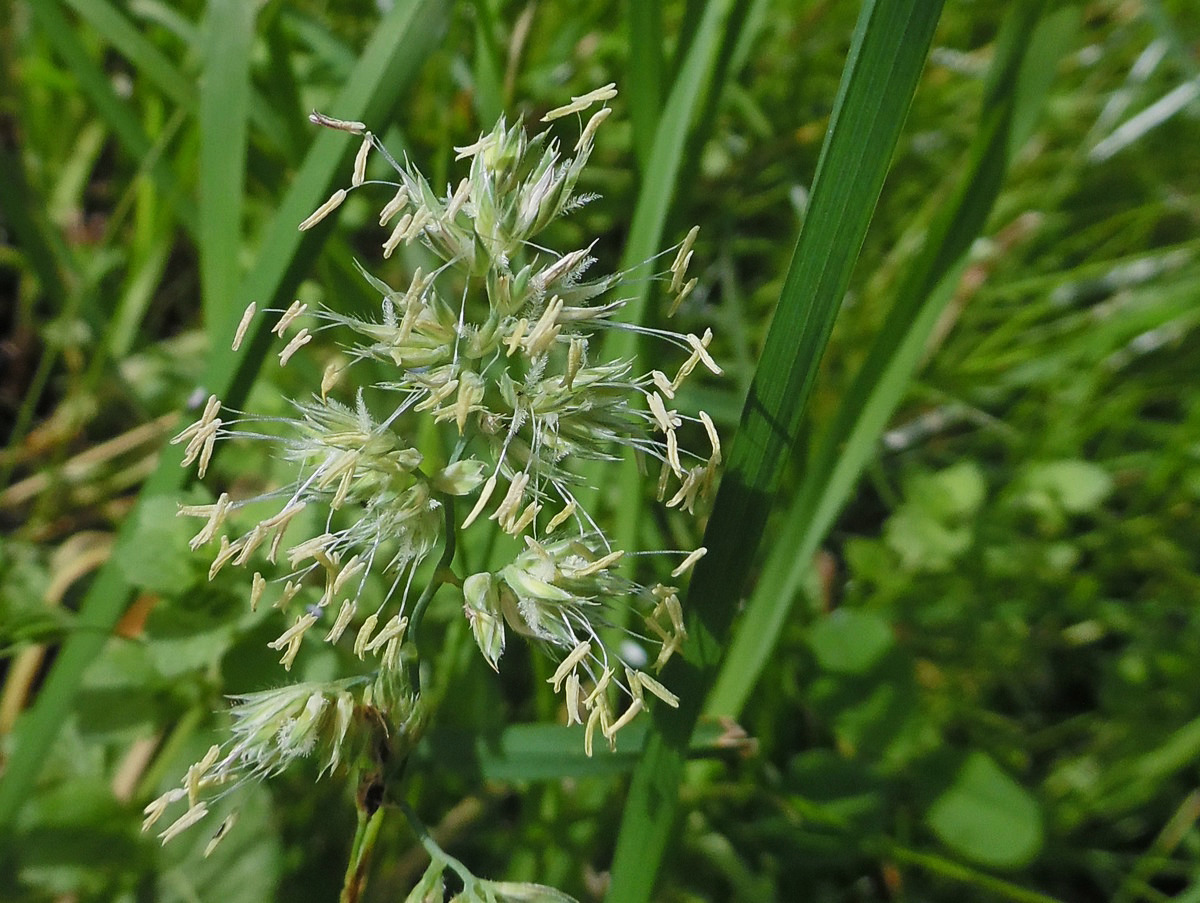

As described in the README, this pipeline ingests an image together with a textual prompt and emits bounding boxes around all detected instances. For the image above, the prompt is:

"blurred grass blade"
[471,0,504,125]
[106,232,173,359]
[0,151,75,313]
[0,0,449,831]
[672,0,707,76]
[625,0,665,171]
[283,8,357,79]
[29,0,198,236]
[199,0,256,338]
[65,0,196,111]
[0,147,79,487]
[707,0,1077,718]
[261,8,309,159]
[64,0,295,157]
[605,3,944,900]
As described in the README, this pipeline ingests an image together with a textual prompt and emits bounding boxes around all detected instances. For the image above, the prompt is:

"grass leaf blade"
[707,0,1078,718]
[29,0,198,236]
[605,3,944,899]
[625,0,665,171]
[200,0,256,339]
[64,0,196,111]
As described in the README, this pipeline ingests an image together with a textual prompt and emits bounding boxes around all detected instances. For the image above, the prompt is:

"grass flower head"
[157,84,720,850]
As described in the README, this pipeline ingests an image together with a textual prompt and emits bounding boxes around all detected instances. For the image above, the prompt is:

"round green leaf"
[928,462,987,518]
[1025,460,1113,514]
[808,609,894,674]
[927,752,1043,867]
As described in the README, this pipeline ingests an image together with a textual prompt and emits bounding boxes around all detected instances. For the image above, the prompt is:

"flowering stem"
[406,494,458,693]
[398,799,479,891]
[339,793,386,903]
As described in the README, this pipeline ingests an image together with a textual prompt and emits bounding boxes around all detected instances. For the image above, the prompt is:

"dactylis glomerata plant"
[144,84,720,900]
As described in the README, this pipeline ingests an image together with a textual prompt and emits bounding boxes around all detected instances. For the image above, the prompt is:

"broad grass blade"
[200,0,256,338]
[707,0,1078,718]
[605,3,945,899]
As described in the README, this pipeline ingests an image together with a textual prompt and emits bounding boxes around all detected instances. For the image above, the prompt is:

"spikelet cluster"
[143,674,416,852]
[152,85,719,852]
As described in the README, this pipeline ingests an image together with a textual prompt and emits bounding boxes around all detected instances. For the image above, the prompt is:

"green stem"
[884,842,1065,903]
[132,706,204,802]
[406,494,457,693]
[398,799,479,891]
[339,796,387,903]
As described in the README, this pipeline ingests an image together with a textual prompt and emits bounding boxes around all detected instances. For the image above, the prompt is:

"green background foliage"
[2,0,1200,900]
